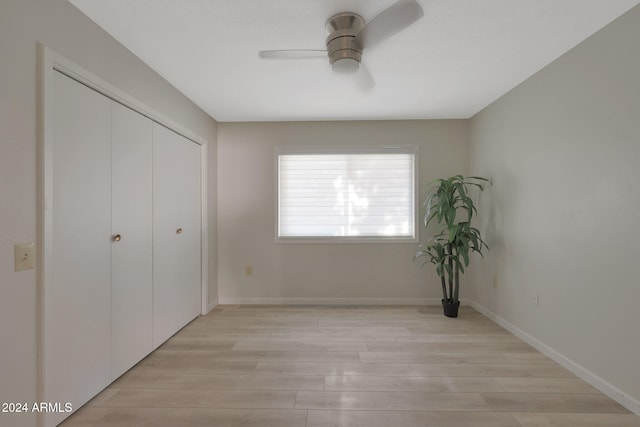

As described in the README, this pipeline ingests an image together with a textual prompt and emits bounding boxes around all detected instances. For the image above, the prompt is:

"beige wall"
[217,120,468,303]
[469,5,640,408]
[0,1,217,425]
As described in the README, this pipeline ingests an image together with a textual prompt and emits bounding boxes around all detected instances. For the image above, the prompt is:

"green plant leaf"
[425,210,438,227]
[448,224,459,242]
[461,237,469,253]
[467,176,489,182]
[460,247,469,266]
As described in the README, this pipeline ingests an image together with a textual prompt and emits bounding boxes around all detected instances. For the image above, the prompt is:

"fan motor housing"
[325,12,364,67]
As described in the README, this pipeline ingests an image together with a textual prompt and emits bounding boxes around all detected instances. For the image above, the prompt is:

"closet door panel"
[174,132,202,324]
[152,124,202,347]
[111,102,153,378]
[176,136,202,328]
[51,71,112,415]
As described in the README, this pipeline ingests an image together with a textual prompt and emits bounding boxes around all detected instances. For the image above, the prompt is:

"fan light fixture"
[332,58,360,74]
[326,12,364,74]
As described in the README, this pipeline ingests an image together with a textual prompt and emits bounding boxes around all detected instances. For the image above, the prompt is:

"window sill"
[275,236,418,244]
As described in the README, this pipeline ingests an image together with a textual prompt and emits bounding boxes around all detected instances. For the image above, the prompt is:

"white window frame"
[275,145,419,243]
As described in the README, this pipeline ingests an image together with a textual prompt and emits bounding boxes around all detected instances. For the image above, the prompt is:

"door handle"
[112,234,122,242]
[176,228,183,234]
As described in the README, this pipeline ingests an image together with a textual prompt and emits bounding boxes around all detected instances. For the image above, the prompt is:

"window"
[277,148,416,240]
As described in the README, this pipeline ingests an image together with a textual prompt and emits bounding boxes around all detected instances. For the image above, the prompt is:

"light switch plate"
[14,242,36,272]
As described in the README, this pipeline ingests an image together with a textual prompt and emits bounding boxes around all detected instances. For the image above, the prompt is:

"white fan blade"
[258,49,327,59]
[354,0,424,49]
[354,62,375,91]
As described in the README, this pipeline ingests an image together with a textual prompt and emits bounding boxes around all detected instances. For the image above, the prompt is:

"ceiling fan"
[258,0,424,89]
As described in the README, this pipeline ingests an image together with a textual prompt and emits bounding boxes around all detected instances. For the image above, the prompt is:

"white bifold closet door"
[110,102,153,378]
[49,69,202,425]
[152,123,202,347]
[50,72,154,421]
[51,71,112,414]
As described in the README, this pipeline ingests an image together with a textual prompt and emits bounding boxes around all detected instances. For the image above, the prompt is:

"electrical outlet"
[244,264,253,276]
[14,242,36,272]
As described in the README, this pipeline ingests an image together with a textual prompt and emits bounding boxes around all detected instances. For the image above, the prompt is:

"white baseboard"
[218,297,442,306]
[206,299,218,313]
[466,300,640,416]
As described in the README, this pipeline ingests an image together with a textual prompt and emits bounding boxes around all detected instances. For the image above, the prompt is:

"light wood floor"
[61,305,640,426]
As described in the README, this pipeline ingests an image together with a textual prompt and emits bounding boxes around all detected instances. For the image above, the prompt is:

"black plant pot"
[442,299,460,318]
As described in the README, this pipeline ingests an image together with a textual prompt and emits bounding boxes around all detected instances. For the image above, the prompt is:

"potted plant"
[414,175,489,317]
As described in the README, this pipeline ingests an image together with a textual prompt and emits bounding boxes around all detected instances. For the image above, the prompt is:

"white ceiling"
[69,0,639,122]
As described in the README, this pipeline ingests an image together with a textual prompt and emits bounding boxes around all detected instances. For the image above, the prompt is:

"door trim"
[39,45,210,427]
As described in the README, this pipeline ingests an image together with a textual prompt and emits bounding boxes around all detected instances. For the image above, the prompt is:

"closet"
[47,70,202,424]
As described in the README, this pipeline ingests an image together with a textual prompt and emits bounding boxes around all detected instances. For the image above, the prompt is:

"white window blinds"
[278,150,415,239]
